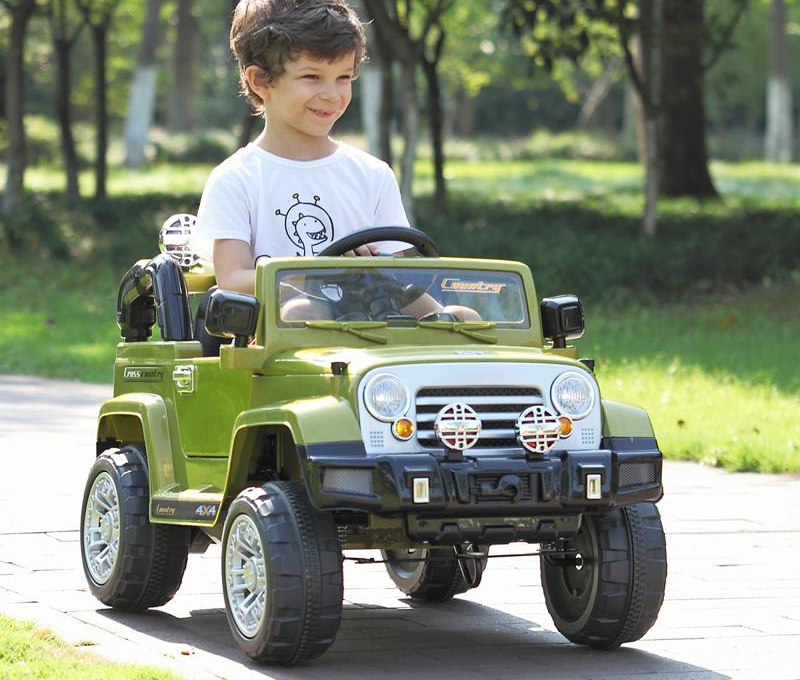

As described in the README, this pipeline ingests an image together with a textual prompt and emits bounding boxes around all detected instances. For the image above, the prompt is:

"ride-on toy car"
[80,215,667,665]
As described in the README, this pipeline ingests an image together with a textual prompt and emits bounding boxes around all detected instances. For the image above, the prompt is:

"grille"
[322,468,373,495]
[618,462,657,487]
[416,386,542,450]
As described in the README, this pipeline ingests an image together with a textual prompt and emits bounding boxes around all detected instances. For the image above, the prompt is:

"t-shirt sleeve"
[373,165,412,254]
[192,166,252,262]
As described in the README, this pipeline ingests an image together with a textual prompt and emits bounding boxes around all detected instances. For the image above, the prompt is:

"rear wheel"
[382,546,487,602]
[221,481,343,665]
[80,446,191,611]
[541,502,667,648]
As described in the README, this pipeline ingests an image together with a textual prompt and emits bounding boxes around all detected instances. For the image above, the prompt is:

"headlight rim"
[363,372,411,422]
[550,370,596,421]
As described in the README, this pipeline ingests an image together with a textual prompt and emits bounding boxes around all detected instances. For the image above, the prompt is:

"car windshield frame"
[274,265,531,329]
[253,257,543,351]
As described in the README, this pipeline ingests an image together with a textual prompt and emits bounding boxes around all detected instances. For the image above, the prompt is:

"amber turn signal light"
[558,415,573,437]
[393,418,415,441]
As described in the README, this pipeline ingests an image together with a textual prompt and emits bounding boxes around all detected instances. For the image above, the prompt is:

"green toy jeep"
[80,216,667,666]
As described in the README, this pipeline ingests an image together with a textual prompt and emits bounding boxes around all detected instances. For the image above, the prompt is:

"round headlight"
[364,374,410,422]
[551,371,595,420]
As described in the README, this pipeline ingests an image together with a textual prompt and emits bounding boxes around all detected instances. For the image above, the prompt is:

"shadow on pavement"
[98,598,732,680]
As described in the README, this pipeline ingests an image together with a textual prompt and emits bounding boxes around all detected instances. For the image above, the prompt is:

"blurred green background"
[1,0,798,473]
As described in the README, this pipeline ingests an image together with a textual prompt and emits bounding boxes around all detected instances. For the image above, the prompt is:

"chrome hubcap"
[225,514,267,638]
[386,548,426,579]
[83,472,120,585]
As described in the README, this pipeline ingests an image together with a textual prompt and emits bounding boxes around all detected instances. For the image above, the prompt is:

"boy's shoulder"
[210,144,262,179]
[335,141,391,173]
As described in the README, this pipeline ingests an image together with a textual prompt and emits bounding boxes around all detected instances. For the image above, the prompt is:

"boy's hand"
[343,244,381,257]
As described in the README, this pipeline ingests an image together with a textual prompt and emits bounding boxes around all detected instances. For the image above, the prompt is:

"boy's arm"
[213,239,255,294]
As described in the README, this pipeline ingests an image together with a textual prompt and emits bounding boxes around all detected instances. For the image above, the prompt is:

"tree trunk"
[422,54,446,211]
[2,1,37,217]
[0,52,6,119]
[577,58,620,130]
[657,0,717,198]
[124,0,163,167]
[360,63,382,157]
[169,0,197,132]
[456,91,475,137]
[377,41,394,165]
[55,38,80,200]
[92,24,108,200]
[765,0,792,162]
[643,112,659,238]
[636,0,661,237]
[353,0,382,157]
[399,58,418,222]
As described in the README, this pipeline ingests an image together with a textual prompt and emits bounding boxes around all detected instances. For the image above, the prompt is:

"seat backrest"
[193,286,227,357]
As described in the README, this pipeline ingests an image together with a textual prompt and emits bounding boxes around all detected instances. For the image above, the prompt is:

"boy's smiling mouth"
[309,108,336,118]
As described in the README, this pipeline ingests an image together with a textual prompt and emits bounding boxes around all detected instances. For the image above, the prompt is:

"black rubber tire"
[80,446,191,611]
[381,547,487,602]
[221,481,343,665]
[541,502,667,648]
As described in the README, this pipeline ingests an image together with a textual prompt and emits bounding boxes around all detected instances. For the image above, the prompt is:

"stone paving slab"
[1,374,799,680]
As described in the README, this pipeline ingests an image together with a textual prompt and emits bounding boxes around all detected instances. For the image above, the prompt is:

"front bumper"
[301,436,663,519]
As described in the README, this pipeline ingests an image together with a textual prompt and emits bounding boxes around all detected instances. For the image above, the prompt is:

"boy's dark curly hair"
[230,0,366,115]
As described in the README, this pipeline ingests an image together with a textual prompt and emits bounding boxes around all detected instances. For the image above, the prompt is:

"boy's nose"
[319,85,338,101]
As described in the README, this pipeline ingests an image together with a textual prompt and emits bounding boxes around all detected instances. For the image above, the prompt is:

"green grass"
[0,262,119,383]
[577,284,800,474]
[0,614,189,680]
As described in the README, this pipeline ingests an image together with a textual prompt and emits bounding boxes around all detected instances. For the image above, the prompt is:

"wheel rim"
[384,548,427,580]
[542,521,599,627]
[225,514,267,639]
[82,471,120,585]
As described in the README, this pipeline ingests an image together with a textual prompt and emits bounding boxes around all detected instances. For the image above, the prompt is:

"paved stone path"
[1,374,799,680]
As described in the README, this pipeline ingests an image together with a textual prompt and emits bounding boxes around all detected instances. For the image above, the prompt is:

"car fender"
[600,398,655,439]
[226,396,361,497]
[97,393,178,496]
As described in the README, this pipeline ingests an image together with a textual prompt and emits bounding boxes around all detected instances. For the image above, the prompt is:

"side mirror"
[205,289,260,348]
[540,295,584,348]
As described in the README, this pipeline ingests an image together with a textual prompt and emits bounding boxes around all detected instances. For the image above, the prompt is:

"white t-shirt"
[193,141,410,263]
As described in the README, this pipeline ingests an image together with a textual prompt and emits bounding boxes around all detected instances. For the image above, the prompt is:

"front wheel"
[221,481,343,665]
[381,546,487,602]
[80,446,191,611]
[541,502,667,648]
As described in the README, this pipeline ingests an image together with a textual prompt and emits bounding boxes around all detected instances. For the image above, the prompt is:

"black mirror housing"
[540,295,585,348]
[205,289,260,347]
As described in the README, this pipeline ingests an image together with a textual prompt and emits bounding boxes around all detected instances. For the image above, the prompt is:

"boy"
[192,0,409,296]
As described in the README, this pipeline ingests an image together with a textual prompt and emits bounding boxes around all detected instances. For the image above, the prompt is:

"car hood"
[261,345,580,378]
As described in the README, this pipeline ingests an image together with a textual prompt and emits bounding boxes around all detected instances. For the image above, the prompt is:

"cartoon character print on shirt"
[276,193,335,256]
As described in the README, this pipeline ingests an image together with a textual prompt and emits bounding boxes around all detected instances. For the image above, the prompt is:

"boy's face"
[250,52,355,146]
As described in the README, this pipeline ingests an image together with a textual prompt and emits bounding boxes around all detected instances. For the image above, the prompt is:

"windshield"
[277,267,529,327]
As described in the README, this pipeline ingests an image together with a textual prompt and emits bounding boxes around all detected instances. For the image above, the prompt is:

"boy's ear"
[244,65,270,101]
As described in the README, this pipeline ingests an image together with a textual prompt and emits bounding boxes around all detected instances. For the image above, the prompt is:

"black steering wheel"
[313,227,439,321]
[318,226,440,257]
